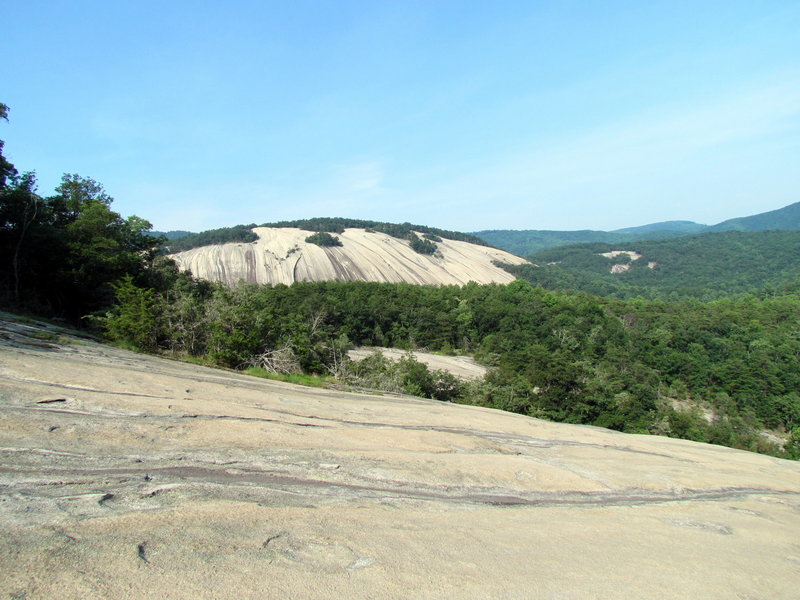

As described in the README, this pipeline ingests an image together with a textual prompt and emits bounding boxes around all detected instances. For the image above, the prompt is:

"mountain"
[476,201,799,256]
[3,313,799,599]
[169,226,528,286]
[474,226,711,256]
[474,229,629,256]
[160,225,259,251]
[473,226,692,255]
[612,220,706,235]
[709,200,800,232]
[150,229,194,241]
[502,230,800,299]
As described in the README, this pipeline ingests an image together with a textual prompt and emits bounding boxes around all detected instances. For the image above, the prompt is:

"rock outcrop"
[1,314,799,599]
[169,227,529,286]
[348,347,489,380]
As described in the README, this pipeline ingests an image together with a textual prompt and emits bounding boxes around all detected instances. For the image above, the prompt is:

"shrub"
[305,232,343,247]
[409,233,437,255]
[103,276,157,351]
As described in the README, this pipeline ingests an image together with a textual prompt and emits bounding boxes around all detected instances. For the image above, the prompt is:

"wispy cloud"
[414,72,800,230]
[113,70,800,233]
[114,179,279,231]
[336,159,385,192]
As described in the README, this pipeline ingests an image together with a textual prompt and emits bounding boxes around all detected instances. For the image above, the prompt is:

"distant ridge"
[475,201,800,256]
[473,230,626,256]
[150,230,193,241]
[613,220,706,235]
[474,228,694,256]
[709,201,800,232]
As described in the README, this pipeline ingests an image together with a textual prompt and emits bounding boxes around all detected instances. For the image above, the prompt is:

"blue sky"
[2,1,799,232]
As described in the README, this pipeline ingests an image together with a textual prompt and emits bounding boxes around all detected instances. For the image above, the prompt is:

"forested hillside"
[151,230,193,241]
[475,229,630,255]
[613,220,706,235]
[504,231,800,300]
[161,225,258,252]
[475,226,708,255]
[709,201,800,232]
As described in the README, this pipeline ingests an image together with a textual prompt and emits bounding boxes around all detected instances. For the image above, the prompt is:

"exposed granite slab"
[169,227,529,286]
[1,315,799,599]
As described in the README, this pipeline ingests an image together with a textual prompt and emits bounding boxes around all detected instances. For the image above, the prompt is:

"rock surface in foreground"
[1,315,799,599]
[169,227,529,286]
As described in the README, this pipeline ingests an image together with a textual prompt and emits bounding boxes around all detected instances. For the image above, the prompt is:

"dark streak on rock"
[15,339,57,349]
[217,414,323,427]
[18,404,327,428]
[0,372,174,399]
[262,534,283,548]
[322,246,368,282]
[178,413,325,428]
[249,408,690,461]
[8,462,794,509]
[244,247,258,284]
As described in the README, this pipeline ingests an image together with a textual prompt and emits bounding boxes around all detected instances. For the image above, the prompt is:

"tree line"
[160,225,258,253]
[263,217,488,246]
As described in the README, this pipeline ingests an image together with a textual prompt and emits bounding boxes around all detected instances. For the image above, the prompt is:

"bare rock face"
[1,315,800,599]
[348,347,489,380]
[169,227,529,286]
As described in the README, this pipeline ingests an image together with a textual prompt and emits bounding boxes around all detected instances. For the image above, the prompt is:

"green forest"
[2,103,799,460]
[0,105,157,319]
[504,231,800,300]
[160,225,258,253]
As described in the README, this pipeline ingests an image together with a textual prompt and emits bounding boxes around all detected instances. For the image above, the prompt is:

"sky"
[2,1,799,233]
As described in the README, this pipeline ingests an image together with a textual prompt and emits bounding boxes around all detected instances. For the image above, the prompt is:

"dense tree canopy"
[503,231,800,300]
[161,225,258,253]
[305,231,343,247]
[0,108,159,318]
